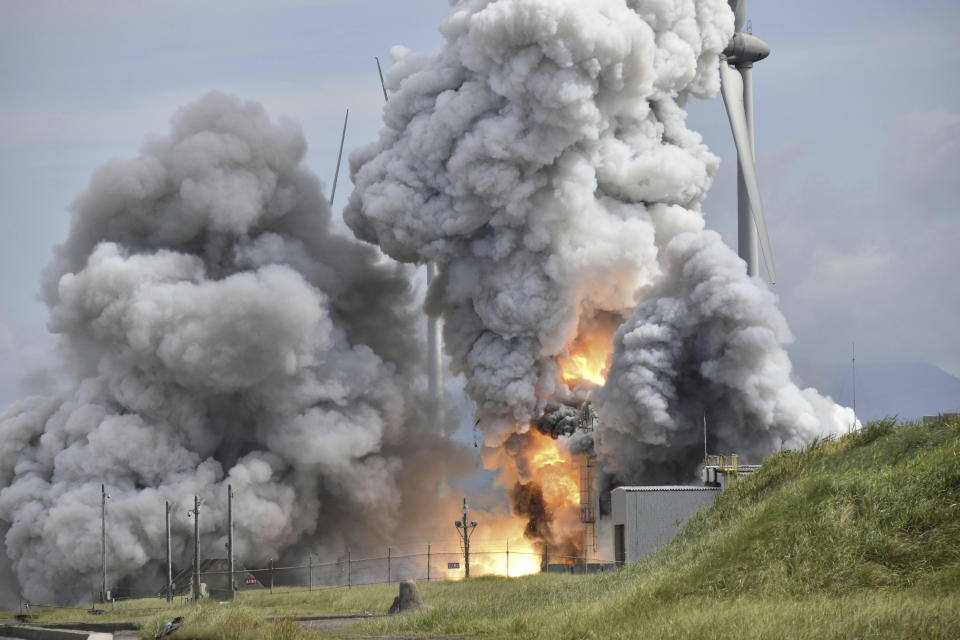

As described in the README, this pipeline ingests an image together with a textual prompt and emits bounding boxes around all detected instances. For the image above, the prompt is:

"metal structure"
[453,498,478,578]
[578,456,598,560]
[611,486,720,565]
[189,496,200,599]
[719,0,776,283]
[701,453,761,488]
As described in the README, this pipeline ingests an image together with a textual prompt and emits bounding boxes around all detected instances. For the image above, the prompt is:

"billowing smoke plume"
[0,92,440,603]
[346,0,853,505]
[593,230,856,482]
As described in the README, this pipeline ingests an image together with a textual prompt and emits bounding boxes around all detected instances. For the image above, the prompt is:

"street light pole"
[454,498,478,578]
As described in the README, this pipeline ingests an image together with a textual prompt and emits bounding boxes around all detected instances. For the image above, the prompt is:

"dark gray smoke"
[0,92,442,604]
[594,230,856,483]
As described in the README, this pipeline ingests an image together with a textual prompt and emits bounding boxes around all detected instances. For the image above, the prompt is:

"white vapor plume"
[346,0,853,487]
[0,92,434,604]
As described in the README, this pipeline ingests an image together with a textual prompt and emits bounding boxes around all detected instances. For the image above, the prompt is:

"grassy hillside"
[352,416,960,639]
[10,417,960,639]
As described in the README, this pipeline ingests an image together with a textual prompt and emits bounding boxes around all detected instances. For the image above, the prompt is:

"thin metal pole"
[329,109,349,206]
[852,342,857,429]
[506,539,509,578]
[704,414,708,459]
[227,485,234,598]
[387,547,392,584]
[375,56,388,102]
[165,501,172,603]
[193,496,200,601]
[270,559,274,594]
[463,500,470,579]
[309,554,313,592]
[427,543,430,581]
[347,548,352,589]
[101,484,107,602]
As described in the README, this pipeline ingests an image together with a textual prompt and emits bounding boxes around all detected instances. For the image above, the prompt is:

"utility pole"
[165,501,172,603]
[227,485,234,598]
[101,484,109,602]
[454,498,478,578]
[192,496,200,600]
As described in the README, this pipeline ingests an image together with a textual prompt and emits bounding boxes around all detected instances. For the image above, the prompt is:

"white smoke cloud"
[346,0,851,486]
[0,92,430,604]
[347,0,731,443]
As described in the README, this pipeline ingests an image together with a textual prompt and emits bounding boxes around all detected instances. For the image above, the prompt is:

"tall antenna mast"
[375,56,389,102]
[329,109,349,206]
[852,342,857,429]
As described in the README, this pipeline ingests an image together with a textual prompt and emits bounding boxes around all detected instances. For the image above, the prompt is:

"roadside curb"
[1,624,113,640]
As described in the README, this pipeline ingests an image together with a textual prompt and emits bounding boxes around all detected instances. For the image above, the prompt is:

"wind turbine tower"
[719,0,776,283]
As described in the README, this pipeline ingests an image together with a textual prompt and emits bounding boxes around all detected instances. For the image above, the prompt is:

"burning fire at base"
[474,318,617,574]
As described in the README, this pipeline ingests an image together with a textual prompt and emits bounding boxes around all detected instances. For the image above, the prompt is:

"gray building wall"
[611,486,720,564]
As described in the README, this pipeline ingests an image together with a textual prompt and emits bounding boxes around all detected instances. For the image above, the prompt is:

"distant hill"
[791,360,960,422]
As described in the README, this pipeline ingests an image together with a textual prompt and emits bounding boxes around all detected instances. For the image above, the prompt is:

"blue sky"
[1,0,958,413]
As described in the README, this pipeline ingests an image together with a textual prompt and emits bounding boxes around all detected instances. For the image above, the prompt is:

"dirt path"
[297,615,469,639]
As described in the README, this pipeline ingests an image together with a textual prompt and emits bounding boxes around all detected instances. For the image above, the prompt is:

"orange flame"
[556,323,615,387]
[453,315,620,578]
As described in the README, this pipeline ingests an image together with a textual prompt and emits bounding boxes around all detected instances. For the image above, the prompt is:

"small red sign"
[244,577,258,586]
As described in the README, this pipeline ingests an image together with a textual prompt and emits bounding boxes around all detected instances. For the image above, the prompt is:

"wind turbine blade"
[719,59,776,283]
[729,0,747,32]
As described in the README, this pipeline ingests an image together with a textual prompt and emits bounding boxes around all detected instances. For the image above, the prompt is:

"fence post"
[387,547,392,584]
[427,543,431,581]
[347,548,351,589]
[270,559,274,594]
[544,542,549,569]
[309,554,313,592]
[506,539,510,578]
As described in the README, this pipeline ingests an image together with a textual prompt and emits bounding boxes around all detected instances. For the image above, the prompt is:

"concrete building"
[611,486,720,565]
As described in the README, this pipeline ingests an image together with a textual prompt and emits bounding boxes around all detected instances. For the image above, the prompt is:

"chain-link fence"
[189,539,620,597]
[10,540,621,614]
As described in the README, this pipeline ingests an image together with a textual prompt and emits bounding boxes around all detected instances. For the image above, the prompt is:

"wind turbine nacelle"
[723,33,770,66]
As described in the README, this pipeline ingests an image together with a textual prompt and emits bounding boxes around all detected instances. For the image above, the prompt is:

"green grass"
[354,416,960,638]
[10,416,960,639]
